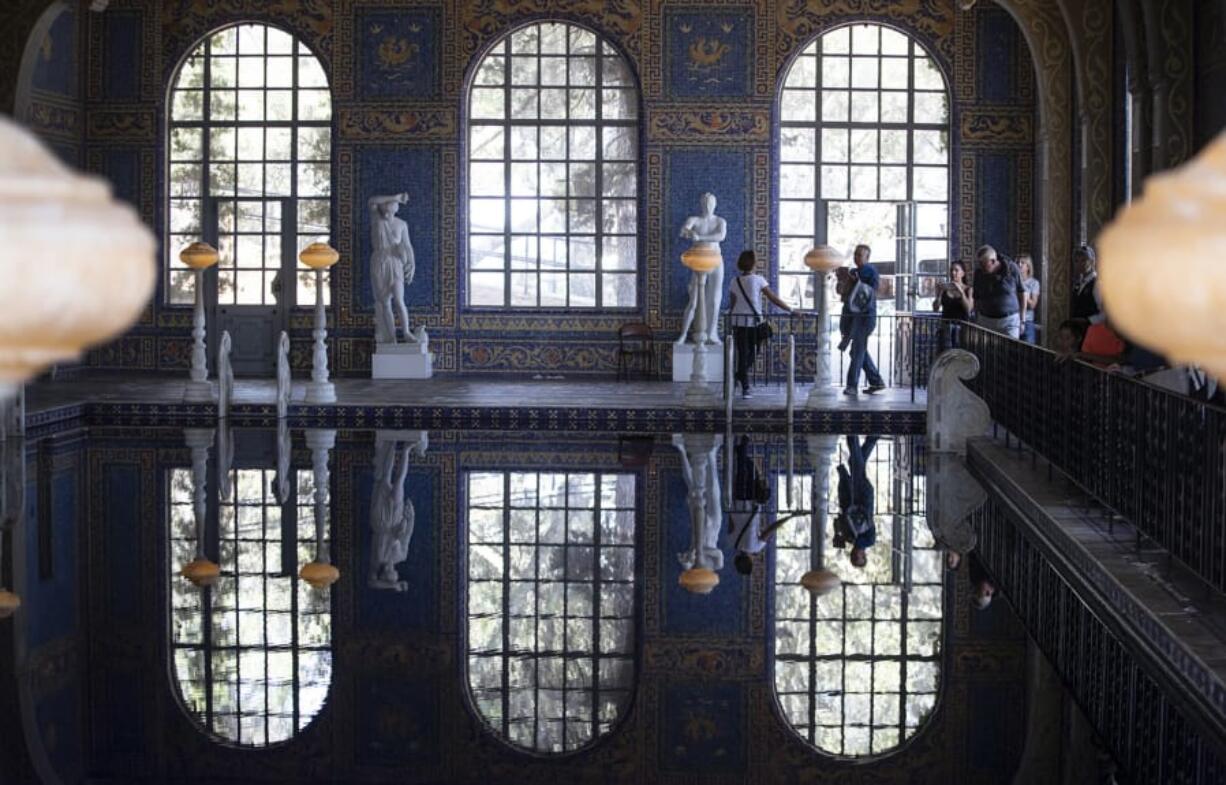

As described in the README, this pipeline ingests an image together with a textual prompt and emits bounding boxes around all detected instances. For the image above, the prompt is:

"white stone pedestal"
[184,380,214,403]
[373,343,434,379]
[671,342,725,383]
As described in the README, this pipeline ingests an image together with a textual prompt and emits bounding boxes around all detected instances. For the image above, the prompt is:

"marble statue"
[276,331,291,419]
[927,349,991,455]
[369,432,428,591]
[273,419,291,507]
[677,193,728,345]
[217,330,234,419]
[369,192,426,347]
[673,433,724,572]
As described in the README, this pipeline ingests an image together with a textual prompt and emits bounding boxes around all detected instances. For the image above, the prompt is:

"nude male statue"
[676,193,728,345]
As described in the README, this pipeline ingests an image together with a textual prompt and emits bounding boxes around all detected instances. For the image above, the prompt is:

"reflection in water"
[169,464,333,746]
[774,435,942,757]
[466,471,636,753]
[369,431,427,591]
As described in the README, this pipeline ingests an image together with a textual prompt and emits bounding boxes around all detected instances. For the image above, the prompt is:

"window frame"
[462,20,644,312]
[164,22,333,309]
[775,22,953,311]
[463,468,638,754]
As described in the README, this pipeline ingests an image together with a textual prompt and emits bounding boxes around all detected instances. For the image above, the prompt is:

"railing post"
[786,335,795,425]
[725,338,734,425]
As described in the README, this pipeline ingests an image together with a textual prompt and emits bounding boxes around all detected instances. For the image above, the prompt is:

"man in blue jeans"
[842,244,886,396]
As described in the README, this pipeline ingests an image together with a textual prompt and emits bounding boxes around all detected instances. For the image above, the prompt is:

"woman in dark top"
[934,260,972,348]
[1071,245,1101,321]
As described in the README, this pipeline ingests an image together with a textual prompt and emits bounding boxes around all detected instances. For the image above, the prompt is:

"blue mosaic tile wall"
[60,0,1035,377]
[19,1,82,168]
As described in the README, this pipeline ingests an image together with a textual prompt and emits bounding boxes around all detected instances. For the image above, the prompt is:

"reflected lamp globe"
[800,568,841,597]
[181,557,221,588]
[300,561,340,589]
[679,566,720,594]
[1098,132,1226,379]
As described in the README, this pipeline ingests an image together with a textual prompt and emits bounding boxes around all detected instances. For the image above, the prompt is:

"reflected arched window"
[466,471,636,752]
[777,24,950,309]
[773,437,943,757]
[466,22,639,308]
[166,23,332,306]
[168,468,332,746]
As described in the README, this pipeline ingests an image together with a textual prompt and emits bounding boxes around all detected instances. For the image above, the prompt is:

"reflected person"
[833,434,879,568]
[967,551,996,610]
[369,438,416,591]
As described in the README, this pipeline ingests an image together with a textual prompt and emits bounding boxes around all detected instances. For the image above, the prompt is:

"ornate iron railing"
[971,494,1226,784]
[960,324,1226,594]
[722,311,945,400]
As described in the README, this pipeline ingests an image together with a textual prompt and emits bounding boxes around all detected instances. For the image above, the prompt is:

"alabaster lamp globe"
[678,566,720,595]
[804,245,844,274]
[1099,132,1226,379]
[179,241,219,270]
[680,241,722,273]
[181,557,220,588]
[299,241,340,270]
[0,116,156,397]
[800,568,841,597]
[300,561,340,589]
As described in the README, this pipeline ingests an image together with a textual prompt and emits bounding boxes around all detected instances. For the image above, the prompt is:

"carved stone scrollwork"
[927,349,991,456]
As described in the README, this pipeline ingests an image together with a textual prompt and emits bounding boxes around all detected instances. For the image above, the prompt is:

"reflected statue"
[276,331,291,419]
[273,419,291,507]
[216,423,234,502]
[677,193,728,345]
[672,433,724,575]
[925,453,985,571]
[217,330,234,419]
[369,192,426,347]
[369,431,428,591]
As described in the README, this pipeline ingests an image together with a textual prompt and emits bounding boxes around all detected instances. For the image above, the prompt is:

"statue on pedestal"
[369,193,427,348]
[369,433,427,591]
[677,193,727,345]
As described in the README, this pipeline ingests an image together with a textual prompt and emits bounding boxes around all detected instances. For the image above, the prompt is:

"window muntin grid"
[466,471,636,753]
[467,23,639,309]
[167,23,332,307]
[169,468,332,746]
[777,24,950,310]
[772,439,943,757]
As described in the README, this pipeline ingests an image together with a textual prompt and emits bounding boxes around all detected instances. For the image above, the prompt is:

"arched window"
[166,23,332,307]
[777,24,950,310]
[466,22,639,309]
[168,467,332,745]
[466,471,636,753]
[773,436,943,757]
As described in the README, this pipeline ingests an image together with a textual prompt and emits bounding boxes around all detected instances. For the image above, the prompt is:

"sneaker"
[742,386,753,399]
[862,384,886,395]
[842,387,858,396]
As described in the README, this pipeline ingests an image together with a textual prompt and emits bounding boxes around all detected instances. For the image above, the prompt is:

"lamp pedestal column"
[304,268,336,404]
[806,270,838,408]
[184,268,214,403]
[684,273,718,408]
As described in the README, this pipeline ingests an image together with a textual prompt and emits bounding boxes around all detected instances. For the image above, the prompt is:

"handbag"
[847,278,874,314]
[736,277,773,344]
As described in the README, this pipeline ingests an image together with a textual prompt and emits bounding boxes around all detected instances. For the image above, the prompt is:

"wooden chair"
[617,322,654,381]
